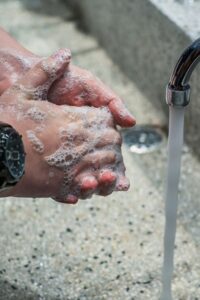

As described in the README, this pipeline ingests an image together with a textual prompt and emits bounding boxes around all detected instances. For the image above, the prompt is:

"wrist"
[0,120,26,197]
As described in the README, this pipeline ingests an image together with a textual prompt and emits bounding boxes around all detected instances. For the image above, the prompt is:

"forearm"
[0,27,40,94]
[0,27,34,56]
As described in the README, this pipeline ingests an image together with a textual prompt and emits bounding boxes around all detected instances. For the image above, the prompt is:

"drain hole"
[122,125,163,154]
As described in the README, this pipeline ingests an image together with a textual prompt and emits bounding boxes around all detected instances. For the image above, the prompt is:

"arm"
[0,27,36,57]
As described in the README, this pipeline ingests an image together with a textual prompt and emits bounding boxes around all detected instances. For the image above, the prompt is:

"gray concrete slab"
[0,0,200,299]
[150,0,200,40]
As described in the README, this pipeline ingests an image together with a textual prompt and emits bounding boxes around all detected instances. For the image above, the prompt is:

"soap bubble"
[27,130,44,154]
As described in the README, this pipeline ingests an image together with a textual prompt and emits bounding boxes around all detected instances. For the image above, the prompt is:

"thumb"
[8,48,71,100]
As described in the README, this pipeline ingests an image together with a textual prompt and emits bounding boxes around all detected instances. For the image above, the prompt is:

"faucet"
[166,38,200,106]
[162,38,200,300]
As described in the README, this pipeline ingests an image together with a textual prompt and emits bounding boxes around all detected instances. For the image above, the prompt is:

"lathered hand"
[0,52,129,203]
[0,47,135,127]
[48,63,135,127]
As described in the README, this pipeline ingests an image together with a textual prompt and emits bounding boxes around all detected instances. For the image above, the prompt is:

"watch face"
[5,130,25,180]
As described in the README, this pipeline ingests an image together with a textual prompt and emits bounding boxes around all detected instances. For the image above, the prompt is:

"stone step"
[67,0,200,158]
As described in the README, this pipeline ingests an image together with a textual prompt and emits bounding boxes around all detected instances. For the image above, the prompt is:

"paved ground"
[0,0,200,299]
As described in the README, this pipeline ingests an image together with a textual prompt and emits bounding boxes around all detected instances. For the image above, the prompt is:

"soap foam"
[44,105,120,199]
[26,106,47,122]
[27,130,44,154]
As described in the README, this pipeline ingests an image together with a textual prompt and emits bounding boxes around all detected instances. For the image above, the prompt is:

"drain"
[122,125,163,154]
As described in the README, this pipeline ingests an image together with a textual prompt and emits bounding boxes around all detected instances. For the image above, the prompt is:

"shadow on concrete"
[0,279,38,300]
[18,0,88,33]
[18,0,82,24]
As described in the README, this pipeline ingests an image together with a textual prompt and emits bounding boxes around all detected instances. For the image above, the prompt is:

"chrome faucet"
[166,38,200,107]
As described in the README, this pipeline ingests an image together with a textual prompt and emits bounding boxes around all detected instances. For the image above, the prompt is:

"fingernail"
[99,170,117,184]
[121,106,136,123]
[81,176,98,190]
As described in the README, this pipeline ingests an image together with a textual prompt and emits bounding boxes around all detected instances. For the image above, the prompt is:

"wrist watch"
[0,122,25,191]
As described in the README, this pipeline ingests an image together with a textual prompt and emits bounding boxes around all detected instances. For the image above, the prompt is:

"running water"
[161,106,185,300]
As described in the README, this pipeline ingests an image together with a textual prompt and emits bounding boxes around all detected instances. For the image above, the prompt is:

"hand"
[0,48,136,127]
[0,52,129,204]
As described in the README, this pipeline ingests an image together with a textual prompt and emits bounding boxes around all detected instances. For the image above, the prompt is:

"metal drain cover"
[122,125,163,154]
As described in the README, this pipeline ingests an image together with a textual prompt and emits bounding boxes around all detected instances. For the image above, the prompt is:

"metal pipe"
[166,38,200,106]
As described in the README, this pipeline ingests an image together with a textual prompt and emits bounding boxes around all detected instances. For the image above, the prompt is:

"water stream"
[161,106,185,300]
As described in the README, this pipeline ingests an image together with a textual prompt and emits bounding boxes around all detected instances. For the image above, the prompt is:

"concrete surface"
[0,0,200,299]
[66,0,200,158]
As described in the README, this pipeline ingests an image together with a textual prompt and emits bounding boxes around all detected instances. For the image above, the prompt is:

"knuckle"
[107,151,116,163]
[113,131,122,145]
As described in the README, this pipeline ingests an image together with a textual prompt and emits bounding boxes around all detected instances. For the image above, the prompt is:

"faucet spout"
[166,38,200,106]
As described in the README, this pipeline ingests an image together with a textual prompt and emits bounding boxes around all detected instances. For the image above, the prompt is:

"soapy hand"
[0,48,136,127]
[48,63,136,127]
[0,51,129,203]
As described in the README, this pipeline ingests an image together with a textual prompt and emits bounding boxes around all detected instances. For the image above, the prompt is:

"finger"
[95,129,122,148]
[109,98,136,128]
[11,49,71,97]
[75,173,98,199]
[115,174,130,191]
[75,150,116,174]
[65,194,79,204]
[111,156,130,191]
[52,194,78,204]
[97,169,117,196]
